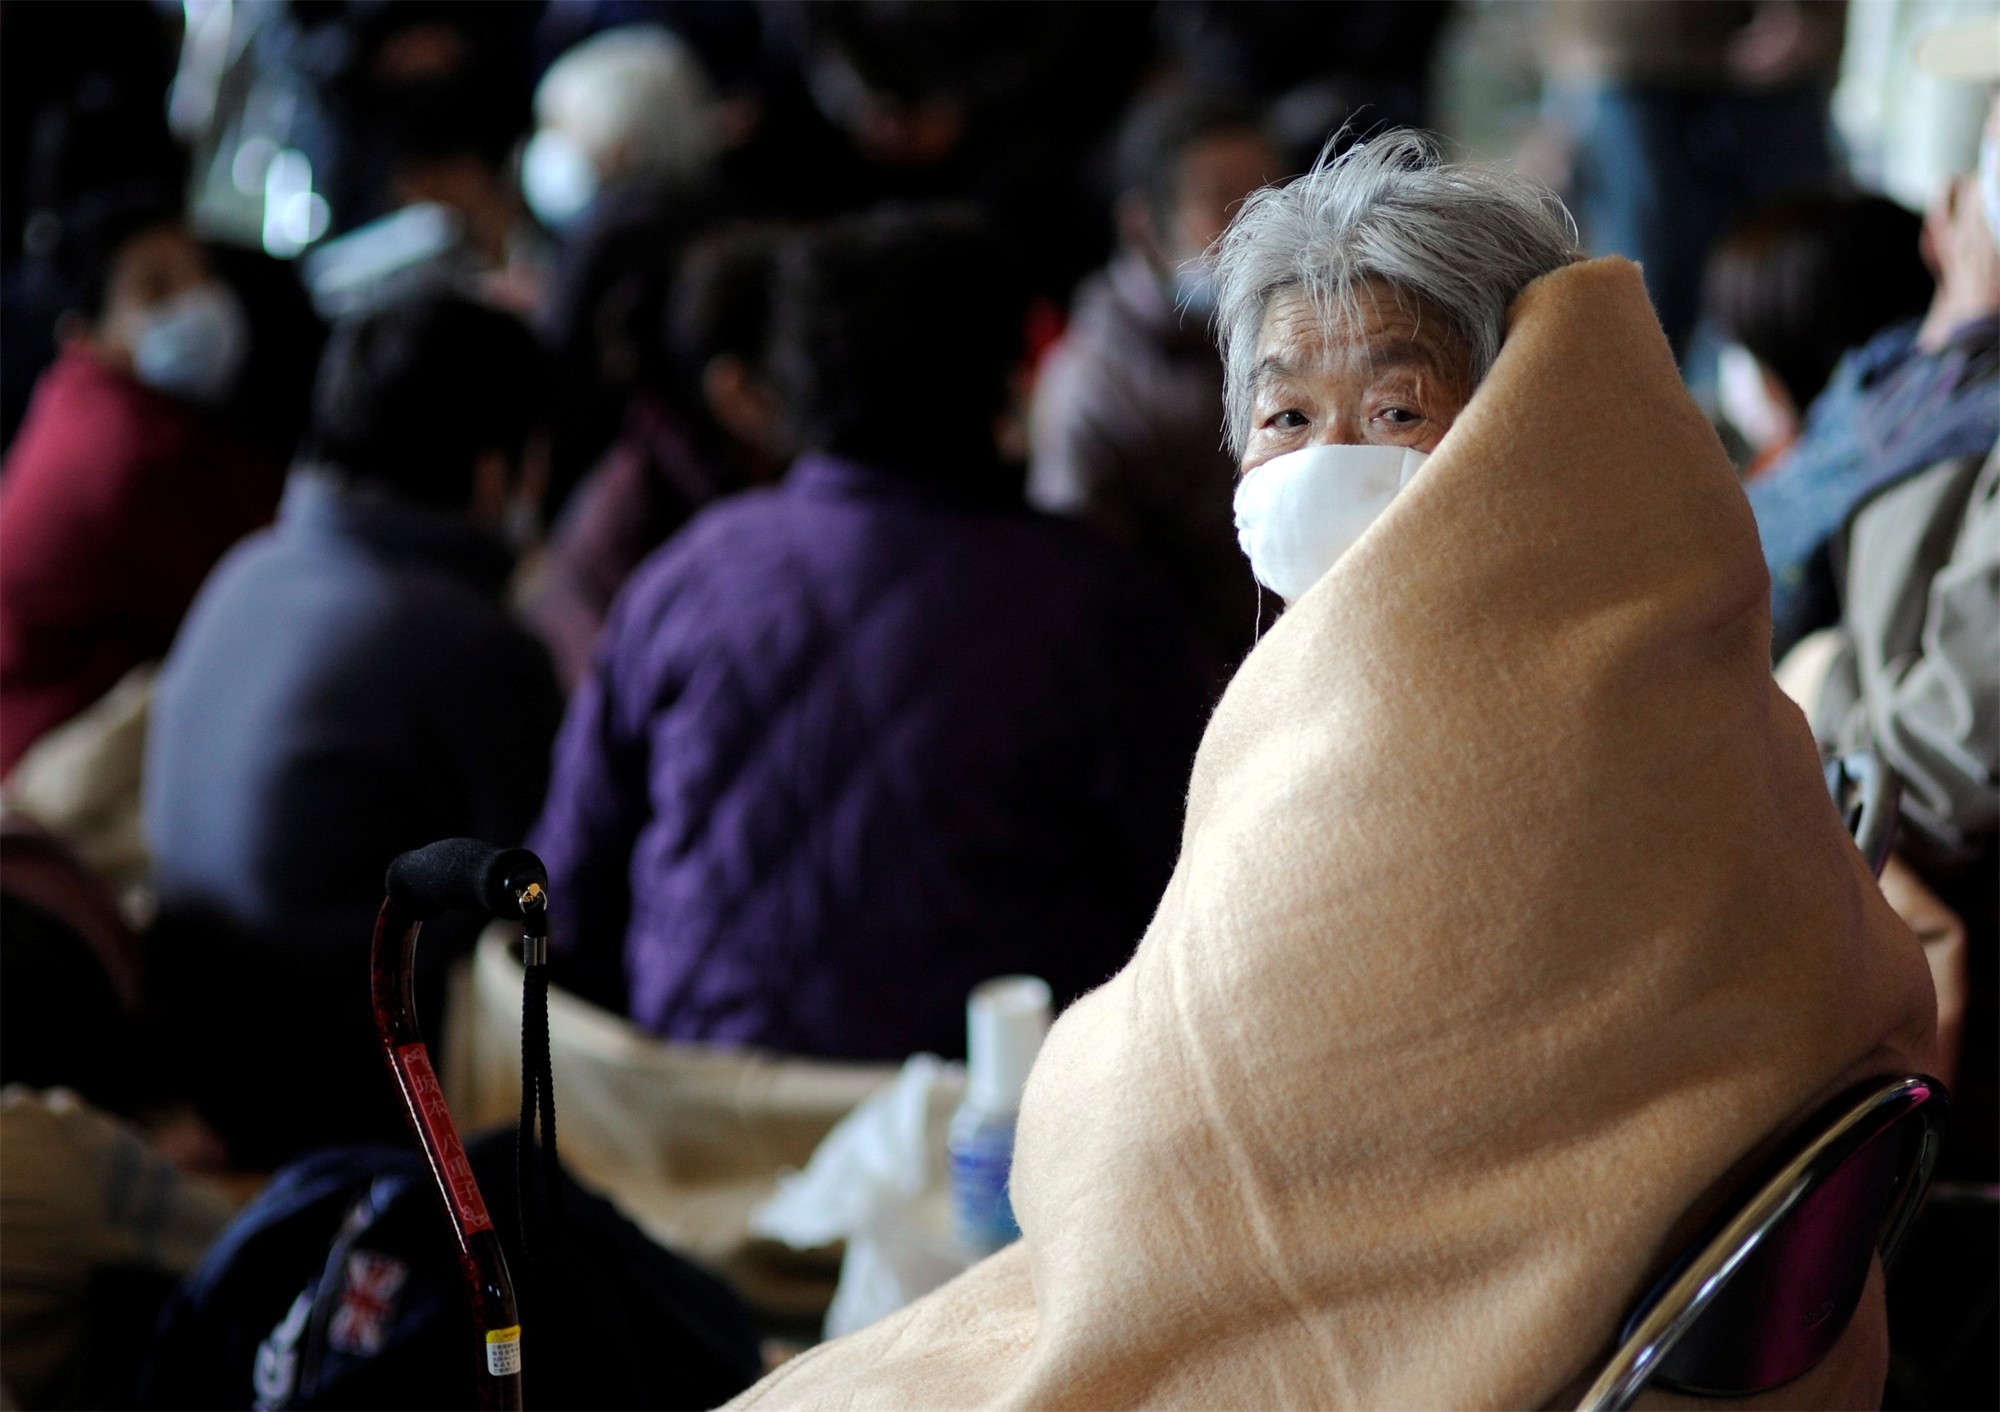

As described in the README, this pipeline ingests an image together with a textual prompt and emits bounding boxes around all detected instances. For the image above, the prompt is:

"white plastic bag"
[751,1054,970,1338]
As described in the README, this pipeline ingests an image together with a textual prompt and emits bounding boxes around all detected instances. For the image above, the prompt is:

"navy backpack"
[140,1131,763,1410]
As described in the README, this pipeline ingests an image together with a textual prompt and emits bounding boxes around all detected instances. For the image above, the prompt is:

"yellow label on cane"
[485,1325,523,1376]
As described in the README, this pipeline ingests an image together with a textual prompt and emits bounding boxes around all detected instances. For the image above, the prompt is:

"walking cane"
[372,839,550,1411]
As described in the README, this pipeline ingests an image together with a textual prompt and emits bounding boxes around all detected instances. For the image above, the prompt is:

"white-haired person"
[1217,134,1581,602]
[720,133,1940,1410]
[1029,90,1279,684]
[526,25,724,494]
[522,25,718,238]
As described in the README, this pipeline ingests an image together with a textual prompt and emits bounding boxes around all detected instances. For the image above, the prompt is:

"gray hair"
[1211,131,1581,457]
[536,26,718,187]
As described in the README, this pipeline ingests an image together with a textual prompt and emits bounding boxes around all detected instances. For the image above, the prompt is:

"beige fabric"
[443,929,900,1320]
[0,662,157,930]
[1879,855,1968,1089]
[729,258,1937,1411]
[1773,625,1968,1090]
[0,1087,237,1409]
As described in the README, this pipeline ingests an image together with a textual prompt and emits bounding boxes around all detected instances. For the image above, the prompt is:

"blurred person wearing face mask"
[1805,31,2000,1189]
[1701,191,1933,478]
[144,291,562,1167]
[523,26,718,238]
[1747,124,2000,663]
[530,26,723,505]
[0,199,277,776]
[1030,92,1280,685]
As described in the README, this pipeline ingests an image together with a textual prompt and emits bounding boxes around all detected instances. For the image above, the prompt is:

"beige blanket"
[443,929,902,1321]
[730,258,1937,1410]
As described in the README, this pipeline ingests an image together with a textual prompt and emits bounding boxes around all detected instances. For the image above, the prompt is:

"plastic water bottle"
[948,976,1052,1258]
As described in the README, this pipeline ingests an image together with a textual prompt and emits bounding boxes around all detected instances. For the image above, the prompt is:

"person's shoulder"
[154,526,295,685]
[31,347,148,417]
[3,353,192,490]
[685,481,793,535]
[625,484,794,583]
[169,522,291,618]
[587,485,790,640]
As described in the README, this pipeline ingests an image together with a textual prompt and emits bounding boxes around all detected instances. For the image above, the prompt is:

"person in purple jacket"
[531,208,1211,1061]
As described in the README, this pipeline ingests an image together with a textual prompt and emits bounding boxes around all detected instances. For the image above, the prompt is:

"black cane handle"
[386,839,548,928]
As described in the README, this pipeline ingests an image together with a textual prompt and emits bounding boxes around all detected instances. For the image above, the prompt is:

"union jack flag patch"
[328,1250,408,1356]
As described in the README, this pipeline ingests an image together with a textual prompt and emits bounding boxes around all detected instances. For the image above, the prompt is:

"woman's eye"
[1267,409,1308,430]
[1376,406,1422,426]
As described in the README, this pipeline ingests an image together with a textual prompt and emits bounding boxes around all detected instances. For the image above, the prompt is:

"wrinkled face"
[1241,280,1473,473]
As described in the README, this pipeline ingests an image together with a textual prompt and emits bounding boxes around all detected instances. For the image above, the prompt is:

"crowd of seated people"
[531,207,1209,1059]
[144,292,564,1166]
[0,197,281,777]
[0,3,1994,1409]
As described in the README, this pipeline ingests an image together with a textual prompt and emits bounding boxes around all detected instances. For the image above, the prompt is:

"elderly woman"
[1218,132,1579,605]
[728,137,1936,1411]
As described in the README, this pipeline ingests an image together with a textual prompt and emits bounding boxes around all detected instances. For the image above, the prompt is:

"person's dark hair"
[667,223,790,388]
[46,188,185,323]
[1702,191,1932,413]
[1114,90,1266,230]
[771,206,1024,477]
[306,290,547,510]
[806,1,1017,107]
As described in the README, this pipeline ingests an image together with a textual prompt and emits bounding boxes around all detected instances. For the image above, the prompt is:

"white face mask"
[1716,343,1792,452]
[131,280,249,406]
[1233,442,1428,603]
[1978,130,2000,258]
[521,128,600,232]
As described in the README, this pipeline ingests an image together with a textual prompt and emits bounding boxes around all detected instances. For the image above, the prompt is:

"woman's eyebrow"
[1251,356,1303,389]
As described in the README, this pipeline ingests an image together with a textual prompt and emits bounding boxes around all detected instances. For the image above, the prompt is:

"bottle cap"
[965,975,1052,1113]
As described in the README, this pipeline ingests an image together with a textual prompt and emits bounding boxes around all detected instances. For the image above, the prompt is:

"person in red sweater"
[0,201,280,774]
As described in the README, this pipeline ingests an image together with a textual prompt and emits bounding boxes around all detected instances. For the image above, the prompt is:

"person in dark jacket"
[525,223,792,690]
[1029,93,1278,682]
[532,209,1210,1061]
[1,199,278,775]
[145,291,562,1165]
